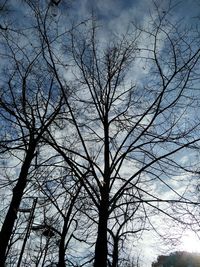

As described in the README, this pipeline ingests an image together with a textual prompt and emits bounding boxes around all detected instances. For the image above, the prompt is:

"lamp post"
[16,198,38,267]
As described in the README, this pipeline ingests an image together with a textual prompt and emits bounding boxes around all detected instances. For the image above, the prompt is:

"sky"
[69,0,200,28]
[65,0,200,266]
[54,1,200,266]
[1,0,200,266]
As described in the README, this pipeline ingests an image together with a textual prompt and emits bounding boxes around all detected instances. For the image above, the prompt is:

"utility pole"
[17,198,38,267]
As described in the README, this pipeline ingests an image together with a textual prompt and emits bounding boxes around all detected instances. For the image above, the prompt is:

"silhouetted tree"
[0,8,64,264]
[40,3,200,266]
[1,1,200,267]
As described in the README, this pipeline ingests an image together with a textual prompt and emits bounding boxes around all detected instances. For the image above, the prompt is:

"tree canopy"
[0,1,200,267]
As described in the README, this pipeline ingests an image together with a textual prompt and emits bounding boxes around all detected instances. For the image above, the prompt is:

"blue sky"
[1,0,200,266]
[64,0,200,266]
[69,0,200,25]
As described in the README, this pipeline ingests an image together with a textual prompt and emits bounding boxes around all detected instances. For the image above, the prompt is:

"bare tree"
[0,11,64,264]
[1,1,200,267]
[34,166,84,267]
[41,6,200,267]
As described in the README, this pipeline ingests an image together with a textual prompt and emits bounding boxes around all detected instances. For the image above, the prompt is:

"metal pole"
[16,198,37,267]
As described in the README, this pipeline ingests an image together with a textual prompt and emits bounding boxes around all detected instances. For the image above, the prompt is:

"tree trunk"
[58,221,67,267]
[0,144,35,266]
[93,117,110,267]
[94,198,109,267]
[58,185,81,267]
[111,237,119,267]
